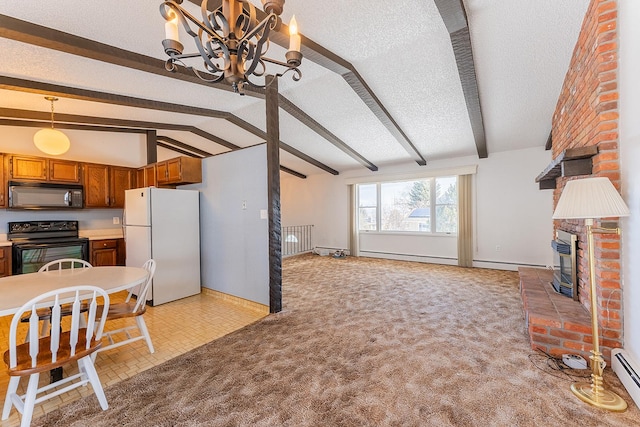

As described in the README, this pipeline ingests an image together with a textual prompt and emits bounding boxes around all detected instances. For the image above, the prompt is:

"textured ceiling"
[0,0,590,177]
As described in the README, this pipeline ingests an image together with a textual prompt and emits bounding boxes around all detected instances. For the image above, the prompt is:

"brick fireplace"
[522,0,623,363]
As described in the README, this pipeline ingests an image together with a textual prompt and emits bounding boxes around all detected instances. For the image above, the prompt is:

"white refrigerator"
[124,187,201,306]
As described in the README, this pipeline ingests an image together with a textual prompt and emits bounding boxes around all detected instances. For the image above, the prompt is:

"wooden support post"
[146,130,157,164]
[265,75,282,313]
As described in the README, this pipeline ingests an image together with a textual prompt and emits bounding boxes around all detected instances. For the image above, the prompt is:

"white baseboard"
[612,349,640,409]
[472,260,547,272]
[358,251,458,266]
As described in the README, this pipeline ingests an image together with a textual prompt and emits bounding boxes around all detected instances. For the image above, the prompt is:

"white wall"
[619,0,640,367]
[281,146,553,270]
[1,209,123,234]
[0,126,147,233]
[185,144,269,305]
[0,126,146,167]
[474,147,553,268]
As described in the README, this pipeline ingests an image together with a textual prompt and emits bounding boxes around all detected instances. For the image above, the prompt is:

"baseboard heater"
[612,349,640,408]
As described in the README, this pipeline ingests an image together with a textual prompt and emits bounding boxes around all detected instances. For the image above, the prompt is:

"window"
[357,176,458,234]
[358,183,377,231]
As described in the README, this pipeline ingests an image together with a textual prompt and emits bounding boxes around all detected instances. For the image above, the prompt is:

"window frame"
[356,176,458,236]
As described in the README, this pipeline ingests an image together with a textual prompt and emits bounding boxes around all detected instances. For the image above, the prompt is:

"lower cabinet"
[0,246,11,277]
[90,239,125,266]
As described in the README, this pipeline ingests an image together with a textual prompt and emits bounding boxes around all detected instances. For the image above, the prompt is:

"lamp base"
[571,382,627,412]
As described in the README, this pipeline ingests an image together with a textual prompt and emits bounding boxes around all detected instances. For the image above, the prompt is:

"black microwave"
[8,181,84,209]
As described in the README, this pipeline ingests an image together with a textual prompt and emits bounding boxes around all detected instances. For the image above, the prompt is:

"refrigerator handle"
[122,211,127,241]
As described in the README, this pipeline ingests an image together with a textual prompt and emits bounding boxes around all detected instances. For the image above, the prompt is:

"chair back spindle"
[8,286,109,371]
[3,285,111,426]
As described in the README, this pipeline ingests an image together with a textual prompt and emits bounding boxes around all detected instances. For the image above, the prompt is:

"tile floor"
[0,290,267,427]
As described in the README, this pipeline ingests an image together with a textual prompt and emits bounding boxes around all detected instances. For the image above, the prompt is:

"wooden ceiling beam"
[278,96,378,171]
[0,15,358,173]
[156,141,204,158]
[0,78,338,174]
[156,135,208,158]
[0,14,237,95]
[186,0,427,166]
[434,0,487,159]
[157,134,307,179]
[0,106,334,176]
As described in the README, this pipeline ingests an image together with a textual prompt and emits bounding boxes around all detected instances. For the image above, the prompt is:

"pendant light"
[33,96,70,155]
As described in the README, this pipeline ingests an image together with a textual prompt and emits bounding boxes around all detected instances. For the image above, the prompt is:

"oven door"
[12,239,89,274]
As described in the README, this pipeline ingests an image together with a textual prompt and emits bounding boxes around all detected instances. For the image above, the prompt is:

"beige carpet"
[33,254,640,426]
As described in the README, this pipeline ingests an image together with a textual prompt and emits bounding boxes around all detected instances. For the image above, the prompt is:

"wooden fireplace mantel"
[535,146,598,190]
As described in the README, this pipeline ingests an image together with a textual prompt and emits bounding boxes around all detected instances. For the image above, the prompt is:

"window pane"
[436,177,457,204]
[358,184,377,207]
[358,207,377,231]
[436,205,457,233]
[381,180,431,232]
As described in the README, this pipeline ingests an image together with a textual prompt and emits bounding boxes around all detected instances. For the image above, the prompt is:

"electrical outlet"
[495,245,501,252]
[242,200,247,210]
[113,217,120,225]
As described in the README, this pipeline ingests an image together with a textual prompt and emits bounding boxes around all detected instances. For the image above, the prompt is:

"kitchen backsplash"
[2,209,123,234]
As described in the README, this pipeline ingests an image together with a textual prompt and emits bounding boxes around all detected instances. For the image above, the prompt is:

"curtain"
[349,184,359,257]
[457,174,473,267]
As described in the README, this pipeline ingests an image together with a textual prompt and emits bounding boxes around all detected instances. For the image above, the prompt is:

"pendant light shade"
[33,128,71,155]
[34,96,70,155]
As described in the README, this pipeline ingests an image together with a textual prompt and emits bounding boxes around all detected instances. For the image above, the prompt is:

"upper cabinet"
[137,164,157,188]
[0,154,6,208]
[10,155,47,181]
[0,152,137,210]
[135,157,201,189]
[49,159,82,183]
[9,155,81,183]
[110,166,136,208]
[156,156,202,186]
[84,163,110,208]
[84,163,136,208]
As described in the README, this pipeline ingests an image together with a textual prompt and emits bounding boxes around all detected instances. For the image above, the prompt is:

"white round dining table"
[0,266,148,317]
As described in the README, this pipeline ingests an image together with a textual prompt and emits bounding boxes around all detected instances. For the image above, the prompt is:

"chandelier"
[160,0,303,95]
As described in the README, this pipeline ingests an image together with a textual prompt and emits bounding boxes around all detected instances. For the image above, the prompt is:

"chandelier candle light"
[552,176,630,412]
[33,97,70,156]
[160,0,303,95]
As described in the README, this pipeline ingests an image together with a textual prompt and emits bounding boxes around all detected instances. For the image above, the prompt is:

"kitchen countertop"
[0,230,123,246]
[80,229,124,240]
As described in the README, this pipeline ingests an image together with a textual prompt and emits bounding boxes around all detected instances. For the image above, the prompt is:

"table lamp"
[552,176,630,411]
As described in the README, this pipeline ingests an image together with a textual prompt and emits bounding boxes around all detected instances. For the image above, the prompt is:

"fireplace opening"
[551,230,578,300]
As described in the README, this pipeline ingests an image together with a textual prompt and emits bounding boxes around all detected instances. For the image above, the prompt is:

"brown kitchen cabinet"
[49,159,81,183]
[84,164,136,208]
[9,155,80,183]
[84,163,110,208]
[136,164,157,188]
[9,155,47,181]
[90,238,125,266]
[156,156,201,186]
[0,154,6,208]
[110,166,136,208]
[0,246,11,277]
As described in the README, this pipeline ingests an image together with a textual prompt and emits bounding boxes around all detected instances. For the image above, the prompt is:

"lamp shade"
[33,128,71,155]
[553,177,630,219]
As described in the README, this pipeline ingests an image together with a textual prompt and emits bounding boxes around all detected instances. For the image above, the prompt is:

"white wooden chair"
[39,259,93,272]
[21,259,93,339]
[2,285,110,427]
[95,259,156,356]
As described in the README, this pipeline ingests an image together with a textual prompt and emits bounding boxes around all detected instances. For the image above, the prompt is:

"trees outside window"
[357,177,457,234]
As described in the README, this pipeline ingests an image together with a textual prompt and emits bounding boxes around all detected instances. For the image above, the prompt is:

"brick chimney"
[551,0,623,359]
